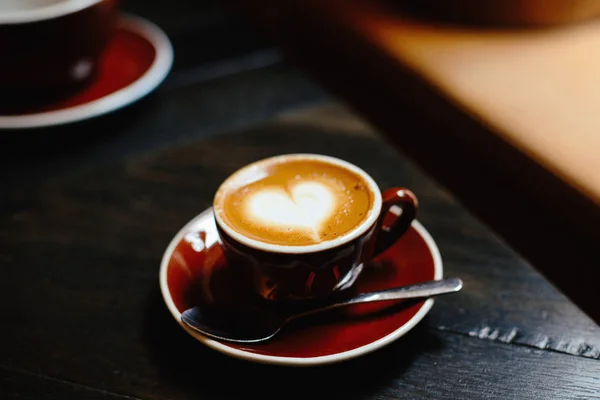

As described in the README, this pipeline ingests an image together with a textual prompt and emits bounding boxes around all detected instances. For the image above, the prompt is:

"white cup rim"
[0,0,104,25]
[213,153,383,254]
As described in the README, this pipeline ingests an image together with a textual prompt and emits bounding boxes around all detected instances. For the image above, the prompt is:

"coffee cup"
[213,154,418,303]
[0,0,119,108]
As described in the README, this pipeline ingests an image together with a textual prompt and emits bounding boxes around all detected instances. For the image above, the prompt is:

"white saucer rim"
[0,13,174,129]
[159,207,443,367]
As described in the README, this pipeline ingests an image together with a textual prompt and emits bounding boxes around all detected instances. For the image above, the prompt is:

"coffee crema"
[214,157,375,246]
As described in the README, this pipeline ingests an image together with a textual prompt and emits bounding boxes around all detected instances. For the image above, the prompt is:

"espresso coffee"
[0,0,69,12]
[214,156,375,246]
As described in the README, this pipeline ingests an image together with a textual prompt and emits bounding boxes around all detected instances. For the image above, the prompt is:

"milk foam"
[244,181,337,240]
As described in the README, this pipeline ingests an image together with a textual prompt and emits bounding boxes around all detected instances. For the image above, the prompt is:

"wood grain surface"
[1,367,129,400]
[2,105,599,399]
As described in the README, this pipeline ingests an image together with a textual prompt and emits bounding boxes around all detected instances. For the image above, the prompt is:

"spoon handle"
[295,278,463,320]
[345,277,463,305]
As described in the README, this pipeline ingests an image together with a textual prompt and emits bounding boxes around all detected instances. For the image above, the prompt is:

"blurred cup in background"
[0,0,120,108]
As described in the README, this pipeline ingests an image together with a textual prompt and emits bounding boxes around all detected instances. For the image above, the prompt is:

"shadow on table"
[143,283,444,399]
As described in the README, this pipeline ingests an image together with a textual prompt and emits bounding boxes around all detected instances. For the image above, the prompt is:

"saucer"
[159,208,443,366]
[0,14,173,129]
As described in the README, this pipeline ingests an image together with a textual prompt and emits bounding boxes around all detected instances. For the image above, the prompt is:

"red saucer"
[0,14,173,129]
[160,208,442,366]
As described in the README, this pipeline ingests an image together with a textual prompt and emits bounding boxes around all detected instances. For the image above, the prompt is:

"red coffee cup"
[213,154,419,303]
[0,0,119,107]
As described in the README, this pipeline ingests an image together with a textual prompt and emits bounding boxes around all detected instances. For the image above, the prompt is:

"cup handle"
[373,187,418,257]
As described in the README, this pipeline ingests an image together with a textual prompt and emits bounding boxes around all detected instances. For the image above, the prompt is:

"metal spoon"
[181,277,463,343]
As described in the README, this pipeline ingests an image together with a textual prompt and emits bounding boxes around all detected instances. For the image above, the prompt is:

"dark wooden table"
[1,1,600,399]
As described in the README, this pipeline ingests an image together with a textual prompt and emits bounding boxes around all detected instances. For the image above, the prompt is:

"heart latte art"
[245,181,337,241]
[215,157,375,246]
